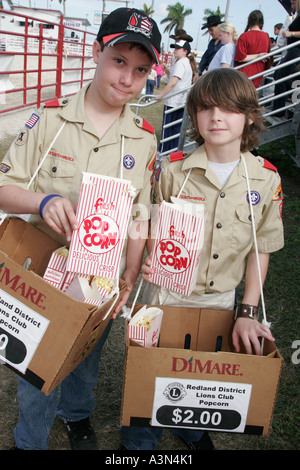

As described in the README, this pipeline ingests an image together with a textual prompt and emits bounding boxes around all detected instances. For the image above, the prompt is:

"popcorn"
[64,273,118,307]
[128,306,164,348]
[88,275,115,294]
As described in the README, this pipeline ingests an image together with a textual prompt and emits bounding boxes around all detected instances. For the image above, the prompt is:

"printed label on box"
[0,288,49,373]
[151,378,252,433]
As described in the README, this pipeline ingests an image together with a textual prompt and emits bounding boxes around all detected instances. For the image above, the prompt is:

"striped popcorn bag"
[150,200,205,296]
[67,173,135,279]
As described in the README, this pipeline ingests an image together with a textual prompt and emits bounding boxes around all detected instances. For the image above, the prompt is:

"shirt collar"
[59,83,142,142]
[181,145,267,182]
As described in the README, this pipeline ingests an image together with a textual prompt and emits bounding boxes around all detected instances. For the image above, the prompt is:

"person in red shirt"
[235,10,270,88]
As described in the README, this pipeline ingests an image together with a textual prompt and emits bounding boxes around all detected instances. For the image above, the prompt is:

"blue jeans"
[14,320,113,450]
[121,426,204,450]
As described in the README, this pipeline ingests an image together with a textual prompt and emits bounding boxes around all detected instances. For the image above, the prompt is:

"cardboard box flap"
[197,309,235,352]
[0,218,61,276]
[131,304,201,351]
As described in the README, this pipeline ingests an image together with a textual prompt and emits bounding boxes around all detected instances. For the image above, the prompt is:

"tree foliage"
[160,2,192,35]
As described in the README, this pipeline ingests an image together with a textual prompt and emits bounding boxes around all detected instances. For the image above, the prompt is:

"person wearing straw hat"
[198,15,224,75]
[122,68,284,451]
[0,7,161,450]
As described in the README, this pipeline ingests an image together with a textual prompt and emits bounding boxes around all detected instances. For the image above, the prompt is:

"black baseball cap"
[170,40,191,54]
[97,8,161,64]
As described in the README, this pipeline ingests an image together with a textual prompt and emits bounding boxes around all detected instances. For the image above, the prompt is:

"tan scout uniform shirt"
[0,84,157,242]
[153,145,284,296]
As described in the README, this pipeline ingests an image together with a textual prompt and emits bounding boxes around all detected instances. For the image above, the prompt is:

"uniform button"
[94,147,99,152]
[210,281,214,287]
[52,166,57,173]
[248,215,252,221]
[213,253,219,259]
[220,192,225,198]
[216,222,222,229]
[62,99,68,104]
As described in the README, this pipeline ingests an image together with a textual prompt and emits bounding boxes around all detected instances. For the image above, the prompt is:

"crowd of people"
[148,3,299,128]
[0,3,296,452]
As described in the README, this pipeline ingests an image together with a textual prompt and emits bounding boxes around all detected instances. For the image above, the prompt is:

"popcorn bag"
[43,246,69,289]
[150,199,204,296]
[65,274,118,309]
[128,305,164,348]
[67,173,135,279]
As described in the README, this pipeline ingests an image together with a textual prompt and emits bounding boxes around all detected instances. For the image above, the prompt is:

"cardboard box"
[0,218,126,395]
[150,200,204,296]
[121,305,283,436]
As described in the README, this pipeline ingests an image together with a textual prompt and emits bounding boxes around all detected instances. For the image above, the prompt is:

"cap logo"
[127,12,152,38]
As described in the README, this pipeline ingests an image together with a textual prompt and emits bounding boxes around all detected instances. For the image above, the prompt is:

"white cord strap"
[240,153,270,329]
[0,120,67,227]
[27,121,66,191]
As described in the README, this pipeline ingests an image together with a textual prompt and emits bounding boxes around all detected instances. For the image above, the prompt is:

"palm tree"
[160,2,192,36]
[142,3,154,17]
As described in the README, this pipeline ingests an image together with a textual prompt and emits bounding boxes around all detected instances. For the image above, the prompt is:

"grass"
[0,89,299,451]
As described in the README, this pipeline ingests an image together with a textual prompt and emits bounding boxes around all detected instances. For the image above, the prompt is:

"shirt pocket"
[231,204,255,252]
[38,154,78,196]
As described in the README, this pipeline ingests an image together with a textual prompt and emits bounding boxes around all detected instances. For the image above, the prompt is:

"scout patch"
[247,190,261,206]
[0,162,12,174]
[25,113,40,129]
[123,154,135,169]
[15,129,28,146]
[148,155,156,172]
[272,182,284,201]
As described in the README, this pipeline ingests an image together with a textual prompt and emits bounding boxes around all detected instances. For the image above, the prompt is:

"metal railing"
[0,8,96,113]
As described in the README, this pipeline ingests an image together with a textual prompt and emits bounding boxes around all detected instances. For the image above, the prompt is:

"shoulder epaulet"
[170,151,185,162]
[44,97,69,108]
[142,119,154,134]
[263,159,277,172]
[134,117,154,134]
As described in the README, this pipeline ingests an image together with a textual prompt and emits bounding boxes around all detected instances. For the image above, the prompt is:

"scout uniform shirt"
[0,84,157,243]
[153,145,284,296]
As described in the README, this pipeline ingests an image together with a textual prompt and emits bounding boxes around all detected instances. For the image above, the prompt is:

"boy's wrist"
[234,303,259,321]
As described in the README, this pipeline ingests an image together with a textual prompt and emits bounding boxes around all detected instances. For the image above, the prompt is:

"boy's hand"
[141,253,154,281]
[232,318,275,355]
[41,196,78,242]
[112,268,137,319]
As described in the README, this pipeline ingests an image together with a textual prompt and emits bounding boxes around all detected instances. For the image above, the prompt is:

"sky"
[3,0,291,52]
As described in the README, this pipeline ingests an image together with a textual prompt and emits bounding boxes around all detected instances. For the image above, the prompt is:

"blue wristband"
[39,194,62,219]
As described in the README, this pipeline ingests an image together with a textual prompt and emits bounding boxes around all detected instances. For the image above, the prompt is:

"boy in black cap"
[1,7,161,451]
[198,15,224,75]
